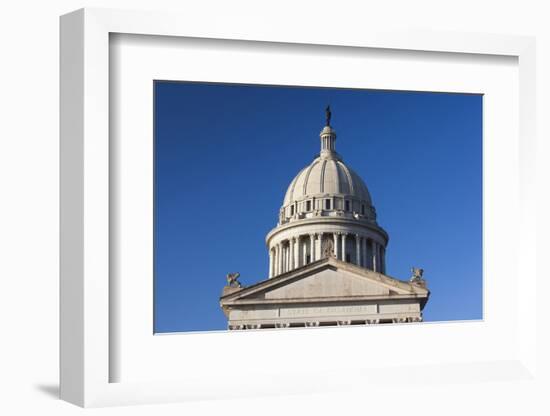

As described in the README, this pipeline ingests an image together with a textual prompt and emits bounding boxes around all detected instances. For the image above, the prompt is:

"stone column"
[294,237,300,269]
[362,236,368,268]
[380,246,386,274]
[274,244,279,276]
[333,233,338,259]
[309,234,315,262]
[317,233,324,260]
[293,238,297,270]
[342,233,347,261]
[280,244,283,274]
[355,234,361,266]
[371,239,378,272]
[283,243,287,273]
[289,238,294,270]
[273,247,277,275]
[279,243,284,274]
[285,243,289,272]
[291,238,296,270]
[269,248,273,278]
[287,243,290,272]
[288,238,294,270]
[342,234,347,262]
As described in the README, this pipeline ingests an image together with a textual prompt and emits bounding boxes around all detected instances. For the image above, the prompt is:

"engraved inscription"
[280,304,377,318]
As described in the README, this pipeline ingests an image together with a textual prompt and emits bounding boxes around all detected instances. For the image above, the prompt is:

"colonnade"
[269,232,385,278]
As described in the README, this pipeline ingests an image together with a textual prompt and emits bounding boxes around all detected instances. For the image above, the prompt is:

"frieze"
[280,304,376,318]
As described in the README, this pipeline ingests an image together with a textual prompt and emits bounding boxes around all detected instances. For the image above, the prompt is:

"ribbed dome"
[283,157,372,206]
[274,109,379,226]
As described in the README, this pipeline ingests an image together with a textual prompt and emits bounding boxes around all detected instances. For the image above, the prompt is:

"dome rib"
[338,161,355,195]
[332,160,342,194]
[319,160,327,193]
[284,166,306,204]
[302,159,319,196]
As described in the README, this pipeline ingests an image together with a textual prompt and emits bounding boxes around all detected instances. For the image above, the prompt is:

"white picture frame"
[60,7,538,408]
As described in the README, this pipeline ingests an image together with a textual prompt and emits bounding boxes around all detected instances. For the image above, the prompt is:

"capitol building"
[220,108,429,330]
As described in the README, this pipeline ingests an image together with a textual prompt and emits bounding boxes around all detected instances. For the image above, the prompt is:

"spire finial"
[320,106,337,159]
[325,105,331,127]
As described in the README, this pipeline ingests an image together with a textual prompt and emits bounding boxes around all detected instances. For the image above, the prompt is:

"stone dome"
[283,156,373,206]
[265,107,388,279]
[276,123,377,225]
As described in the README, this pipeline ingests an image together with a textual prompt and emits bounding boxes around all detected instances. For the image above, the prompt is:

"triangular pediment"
[220,257,428,305]
[261,267,394,299]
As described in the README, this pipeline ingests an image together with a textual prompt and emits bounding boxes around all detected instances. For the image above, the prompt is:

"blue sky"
[154,81,482,333]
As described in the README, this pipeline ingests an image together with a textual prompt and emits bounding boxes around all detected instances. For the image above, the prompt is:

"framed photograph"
[153,81,478,333]
[60,8,538,408]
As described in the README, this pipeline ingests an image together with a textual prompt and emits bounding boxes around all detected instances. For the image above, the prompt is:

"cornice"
[265,216,389,246]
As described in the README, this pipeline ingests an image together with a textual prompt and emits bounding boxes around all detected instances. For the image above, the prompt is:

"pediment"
[221,257,428,304]
[261,267,390,299]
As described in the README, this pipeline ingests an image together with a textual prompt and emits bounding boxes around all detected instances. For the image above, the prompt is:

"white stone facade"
[221,257,429,330]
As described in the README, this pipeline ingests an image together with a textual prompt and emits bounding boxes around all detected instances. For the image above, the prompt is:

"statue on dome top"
[325,105,332,127]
